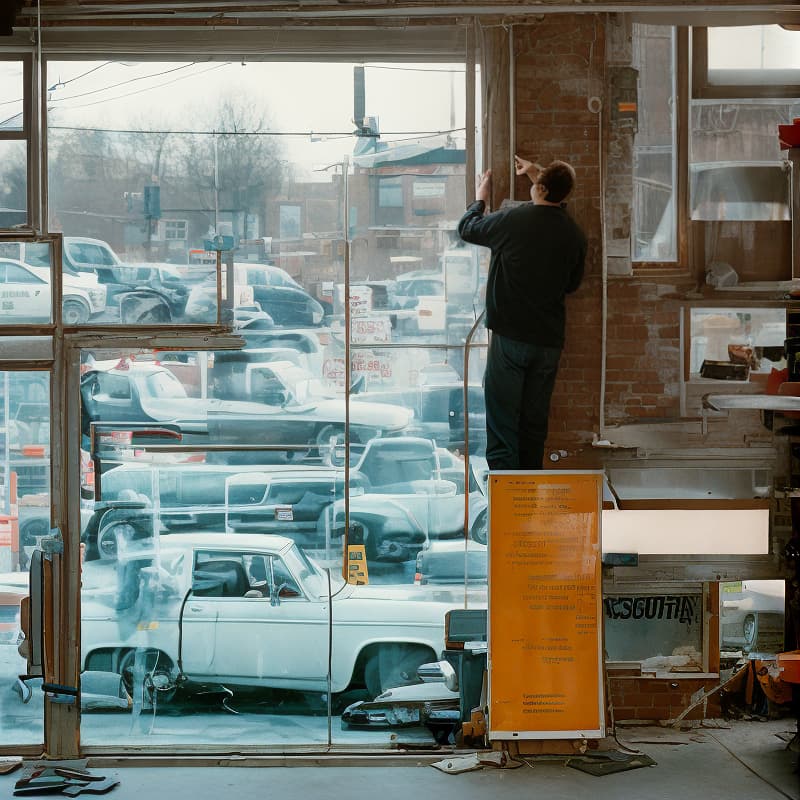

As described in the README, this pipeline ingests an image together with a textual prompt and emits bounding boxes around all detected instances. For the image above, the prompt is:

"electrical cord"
[705,730,797,800]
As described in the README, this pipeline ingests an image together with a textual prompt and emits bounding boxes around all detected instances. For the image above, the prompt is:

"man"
[457,156,586,470]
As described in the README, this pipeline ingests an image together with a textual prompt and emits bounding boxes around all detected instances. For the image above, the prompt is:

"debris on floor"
[430,750,524,774]
[566,751,657,776]
[13,760,119,797]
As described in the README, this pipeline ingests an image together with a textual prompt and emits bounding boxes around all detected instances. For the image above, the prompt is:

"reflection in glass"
[0,371,48,747]
[0,141,27,228]
[68,56,485,747]
[707,25,800,76]
[688,307,785,380]
[632,25,676,261]
[0,61,23,129]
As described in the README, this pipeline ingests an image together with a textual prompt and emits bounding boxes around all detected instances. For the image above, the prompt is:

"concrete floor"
[2,719,797,800]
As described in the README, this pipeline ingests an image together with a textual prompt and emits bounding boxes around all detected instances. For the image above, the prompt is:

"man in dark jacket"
[458,157,586,470]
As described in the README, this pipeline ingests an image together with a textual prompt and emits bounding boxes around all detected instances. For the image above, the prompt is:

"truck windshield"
[145,370,188,400]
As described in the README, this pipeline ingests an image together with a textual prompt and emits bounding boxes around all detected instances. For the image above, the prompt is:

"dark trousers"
[484,332,561,470]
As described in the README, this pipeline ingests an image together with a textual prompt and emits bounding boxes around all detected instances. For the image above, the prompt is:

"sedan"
[80,532,473,699]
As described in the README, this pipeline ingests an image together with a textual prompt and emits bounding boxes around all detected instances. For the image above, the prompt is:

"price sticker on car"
[274,505,294,522]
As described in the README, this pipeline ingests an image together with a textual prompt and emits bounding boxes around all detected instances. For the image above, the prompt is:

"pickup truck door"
[206,552,329,688]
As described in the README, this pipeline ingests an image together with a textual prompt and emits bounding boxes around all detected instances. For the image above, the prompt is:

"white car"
[721,579,785,654]
[80,532,471,699]
[0,258,106,324]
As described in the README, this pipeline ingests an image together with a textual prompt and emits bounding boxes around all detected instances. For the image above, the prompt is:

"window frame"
[631,26,690,275]
[0,54,34,232]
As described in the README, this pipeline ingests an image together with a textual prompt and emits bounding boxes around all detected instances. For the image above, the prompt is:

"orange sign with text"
[488,471,604,739]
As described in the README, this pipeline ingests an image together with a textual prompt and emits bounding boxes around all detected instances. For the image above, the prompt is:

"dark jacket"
[458,200,586,348]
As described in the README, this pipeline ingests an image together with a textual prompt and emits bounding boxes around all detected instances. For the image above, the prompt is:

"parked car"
[80,360,412,461]
[85,461,367,550]
[721,579,785,654]
[415,540,488,586]
[328,437,488,563]
[61,236,188,323]
[208,358,412,459]
[355,363,486,454]
[184,265,325,327]
[0,258,106,325]
[80,532,469,698]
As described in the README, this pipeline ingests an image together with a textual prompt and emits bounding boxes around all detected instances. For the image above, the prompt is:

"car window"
[192,550,258,598]
[6,263,43,284]
[68,242,116,267]
[145,371,188,400]
[97,373,131,400]
[270,556,302,598]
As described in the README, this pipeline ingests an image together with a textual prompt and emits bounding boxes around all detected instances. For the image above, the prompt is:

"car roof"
[159,531,295,553]
[103,462,343,478]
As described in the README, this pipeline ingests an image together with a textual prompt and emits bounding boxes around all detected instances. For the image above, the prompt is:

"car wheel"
[118,648,177,705]
[470,509,488,545]
[743,613,758,651]
[62,298,91,325]
[363,644,433,698]
[19,516,49,569]
[97,521,137,560]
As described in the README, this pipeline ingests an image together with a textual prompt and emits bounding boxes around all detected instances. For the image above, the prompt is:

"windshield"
[144,370,189,400]
[283,542,342,596]
[274,364,333,404]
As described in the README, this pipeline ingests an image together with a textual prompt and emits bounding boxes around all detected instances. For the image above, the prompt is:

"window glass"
[0,141,27,228]
[688,307,785,380]
[0,61,24,130]
[75,54,486,749]
[632,25,676,261]
[707,25,800,84]
[0,370,49,748]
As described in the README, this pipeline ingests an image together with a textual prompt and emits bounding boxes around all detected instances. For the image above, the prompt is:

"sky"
[41,60,468,179]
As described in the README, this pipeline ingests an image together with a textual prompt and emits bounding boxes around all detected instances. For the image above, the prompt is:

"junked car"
[80,532,471,698]
[84,461,368,553]
[80,360,412,461]
[328,437,488,562]
[721,579,786,654]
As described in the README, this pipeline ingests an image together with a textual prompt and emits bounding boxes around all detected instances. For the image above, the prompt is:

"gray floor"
[2,719,797,800]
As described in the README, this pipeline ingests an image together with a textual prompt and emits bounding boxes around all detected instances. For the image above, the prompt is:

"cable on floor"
[705,730,797,800]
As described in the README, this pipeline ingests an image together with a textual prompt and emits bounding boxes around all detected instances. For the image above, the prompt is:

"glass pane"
[0,240,51,324]
[0,140,27,228]
[721,579,785,655]
[632,25,676,261]
[76,55,482,750]
[0,61,24,131]
[688,307,785,380]
[0,371,48,747]
[707,25,800,83]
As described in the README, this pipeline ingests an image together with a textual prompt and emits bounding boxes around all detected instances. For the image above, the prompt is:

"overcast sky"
[42,60,467,178]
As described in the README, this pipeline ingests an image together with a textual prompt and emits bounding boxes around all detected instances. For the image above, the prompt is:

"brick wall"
[512,17,605,455]
[608,671,722,723]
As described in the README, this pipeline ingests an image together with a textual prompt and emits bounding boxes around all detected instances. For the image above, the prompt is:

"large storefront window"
[54,57,488,748]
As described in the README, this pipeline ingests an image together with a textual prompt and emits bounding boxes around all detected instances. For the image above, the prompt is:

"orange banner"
[488,471,604,739]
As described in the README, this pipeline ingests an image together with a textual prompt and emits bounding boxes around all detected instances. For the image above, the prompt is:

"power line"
[49,61,205,104]
[51,63,231,110]
[49,124,465,137]
[0,61,112,107]
[364,65,465,74]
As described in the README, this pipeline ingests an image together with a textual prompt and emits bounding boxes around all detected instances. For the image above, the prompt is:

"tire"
[18,516,49,569]
[118,648,177,705]
[96,521,138,560]
[62,298,91,325]
[315,424,344,465]
[470,509,488,545]
[363,644,433,698]
[743,613,758,651]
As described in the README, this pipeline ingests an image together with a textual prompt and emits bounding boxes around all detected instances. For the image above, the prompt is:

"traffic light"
[143,185,161,219]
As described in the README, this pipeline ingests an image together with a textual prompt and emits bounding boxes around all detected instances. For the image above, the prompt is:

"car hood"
[139,396,284,423]
[295,398,411,431]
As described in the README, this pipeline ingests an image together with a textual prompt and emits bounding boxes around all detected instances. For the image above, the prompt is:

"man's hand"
[476,169,492,205]
[514,155,542,182]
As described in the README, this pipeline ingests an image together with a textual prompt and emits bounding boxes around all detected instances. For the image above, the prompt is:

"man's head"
[531,160,576,205]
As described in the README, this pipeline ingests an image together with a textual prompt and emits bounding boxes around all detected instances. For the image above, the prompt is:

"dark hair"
[537,160,576,204]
